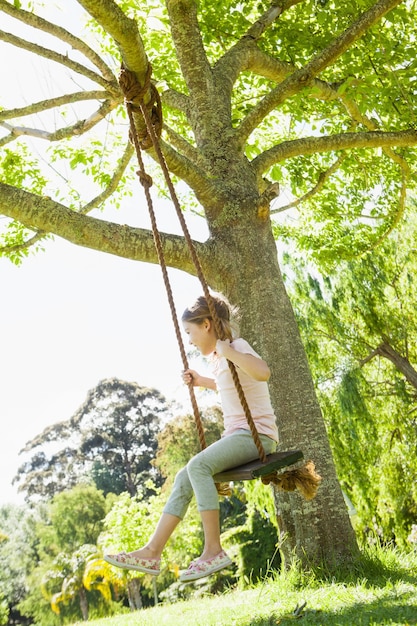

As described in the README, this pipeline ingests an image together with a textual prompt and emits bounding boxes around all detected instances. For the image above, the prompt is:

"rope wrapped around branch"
[119,64,162,149]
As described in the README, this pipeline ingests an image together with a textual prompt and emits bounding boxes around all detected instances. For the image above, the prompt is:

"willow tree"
[282,204,417,546]
[1,0,416,566]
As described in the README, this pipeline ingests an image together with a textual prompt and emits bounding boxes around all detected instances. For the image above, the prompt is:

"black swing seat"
[213,449,304,482]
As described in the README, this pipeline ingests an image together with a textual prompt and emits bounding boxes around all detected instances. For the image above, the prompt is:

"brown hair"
[182,295,237,341]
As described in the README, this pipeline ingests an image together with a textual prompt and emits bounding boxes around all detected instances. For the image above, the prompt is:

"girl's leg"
[129,513,181,559]
[129,465,194,559]
[187,431,276,561]
[199,509,222,560]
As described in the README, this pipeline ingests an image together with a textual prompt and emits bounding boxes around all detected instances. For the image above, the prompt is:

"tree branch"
[76,0,147,75]
[360,340,417,390]
[270,155,346,214]
[0,91,115,121]
[338,89,411,177]
[213,1,306,124]
[243,0,304,40]
[161,89,191,116]
[233,49,411,183]
[216,0,304,77]
[80,141,134,214]
[163,124,200,165]
[235,51,339,144]
[0,29,115,91]
[364,173,407,252]
[152,138,221,212]
[0,230,47,256]
[76,0,160,151]
[0,100,117,144]
[0,0,114,81]
[0,181,204,273]
[238,0,404,143]
[165,0,213,99]
[252,129,417,179]
[0,126,46,147]
[299,0,404,79]
[241,46,304,83]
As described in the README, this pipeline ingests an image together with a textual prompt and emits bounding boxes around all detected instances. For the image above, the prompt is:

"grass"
[75,545,417,626]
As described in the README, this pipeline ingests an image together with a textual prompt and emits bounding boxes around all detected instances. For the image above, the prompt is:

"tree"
[99,489,170,610]
[282,203,417,545]
[42,545,102,622]
[75,379,166,497]
[2,0,416,565]
[44,485,108,553]
[0,596,7,626]
[0,504,38,625]
[19,485,115,624]
[14,378,167,501]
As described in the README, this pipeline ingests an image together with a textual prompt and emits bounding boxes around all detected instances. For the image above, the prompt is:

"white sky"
[0,3,212,505]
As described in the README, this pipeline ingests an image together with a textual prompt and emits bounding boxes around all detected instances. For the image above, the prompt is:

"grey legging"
[163,429,277,517]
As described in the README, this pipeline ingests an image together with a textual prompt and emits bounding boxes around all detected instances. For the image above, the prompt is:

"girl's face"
[183,319,217,356]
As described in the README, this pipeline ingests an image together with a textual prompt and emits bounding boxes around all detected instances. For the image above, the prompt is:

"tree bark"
[127,578,143,611]
[79,587,89,621]
[375,341,417,390]
[204,215,358,565]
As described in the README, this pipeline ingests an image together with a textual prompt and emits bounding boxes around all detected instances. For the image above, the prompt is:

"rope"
[119,63,162,150]
[119,64,267,463]
[119,64,206,452]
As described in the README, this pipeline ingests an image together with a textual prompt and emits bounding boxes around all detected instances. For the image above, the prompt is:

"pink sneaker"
[179,550,233,582]
[104,552,161,575]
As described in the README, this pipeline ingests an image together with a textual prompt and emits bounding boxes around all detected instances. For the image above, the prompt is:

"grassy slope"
[77,547,417,626]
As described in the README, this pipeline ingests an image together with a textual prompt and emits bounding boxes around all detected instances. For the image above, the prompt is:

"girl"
[105,294,279,582]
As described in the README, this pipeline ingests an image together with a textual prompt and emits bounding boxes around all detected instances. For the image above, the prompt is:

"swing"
[118,65,321,501]
[212,450,303,482]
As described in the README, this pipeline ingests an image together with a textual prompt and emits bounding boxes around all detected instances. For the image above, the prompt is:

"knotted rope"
[119,63,162,150]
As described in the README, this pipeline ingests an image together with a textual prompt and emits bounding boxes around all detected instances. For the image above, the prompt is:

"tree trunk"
[208,215,358,566]
[377,341,417,390]
[79,587,89,621]
[127,578,143,611]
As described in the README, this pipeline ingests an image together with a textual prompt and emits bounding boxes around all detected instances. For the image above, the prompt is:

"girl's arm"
[182,369,217,390]
[215,340,271,381]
